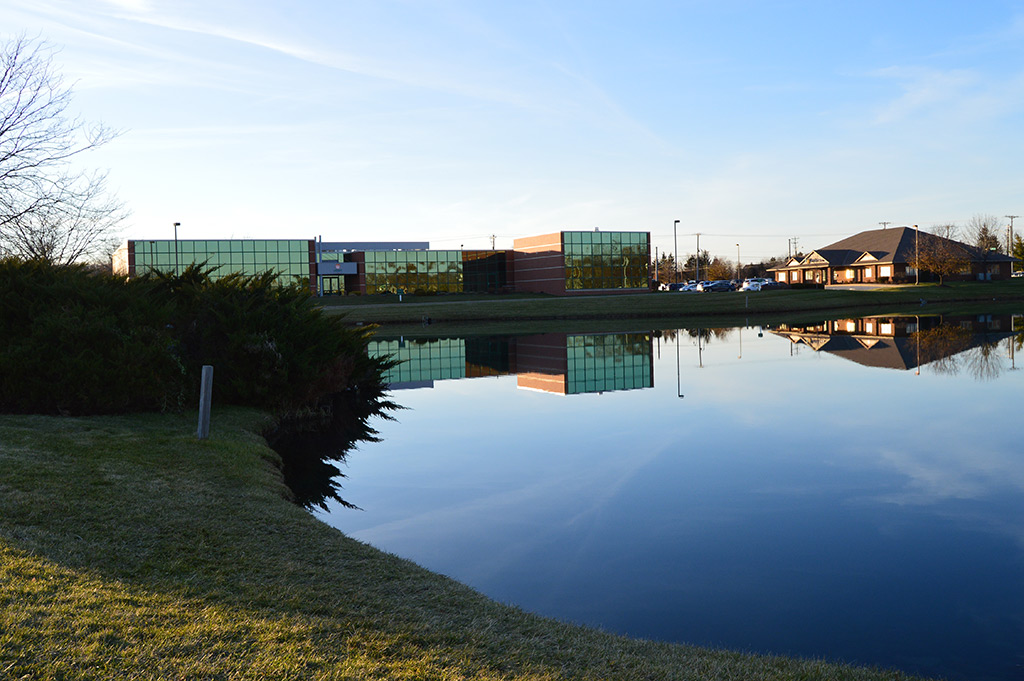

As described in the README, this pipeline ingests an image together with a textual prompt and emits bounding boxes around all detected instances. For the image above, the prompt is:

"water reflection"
[264,385,398,510]
[770,313,1021,379]
[314,313,1024,681]
[369,332,654,394]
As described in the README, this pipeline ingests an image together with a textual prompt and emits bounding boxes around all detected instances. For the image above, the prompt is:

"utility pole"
[695,233,701,282]
[173,222,180,275]
[1006,215,1018,254]
[879,221,891,230]
[490,234,496,250]
[673,219,680,283]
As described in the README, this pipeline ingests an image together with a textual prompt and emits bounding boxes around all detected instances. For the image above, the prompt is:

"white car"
[740,280,762,291]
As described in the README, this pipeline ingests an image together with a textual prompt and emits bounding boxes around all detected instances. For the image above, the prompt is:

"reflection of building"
[516,333,654,395]
[768,226,1018,286]
[771,315,1015,371]
[368,337,515,389]
[114,230,650,297]
[368,332,654,394]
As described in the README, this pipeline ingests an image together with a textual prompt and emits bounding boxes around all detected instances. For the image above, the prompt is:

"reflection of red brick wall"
[513,233,565,294]
[517,373,567,394]
[515,333,567,374]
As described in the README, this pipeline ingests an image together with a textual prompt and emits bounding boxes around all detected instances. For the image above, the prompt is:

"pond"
[315,312,1024,681]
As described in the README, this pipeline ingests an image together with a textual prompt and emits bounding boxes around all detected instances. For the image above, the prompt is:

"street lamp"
[173,222,181,275]
[673,219,680,283]
[695,233,701,283]
[736,243,741,281]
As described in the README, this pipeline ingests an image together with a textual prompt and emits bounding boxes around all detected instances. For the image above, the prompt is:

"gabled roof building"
[768,226,1018,286]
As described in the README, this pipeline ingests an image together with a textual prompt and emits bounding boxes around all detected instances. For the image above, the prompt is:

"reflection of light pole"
[915,314,920,375]
[673,219,680,283]
[676,331,684,398]
[173,222,181,275]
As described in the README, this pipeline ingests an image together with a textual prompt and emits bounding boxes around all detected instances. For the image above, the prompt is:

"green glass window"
[560,232,649,290]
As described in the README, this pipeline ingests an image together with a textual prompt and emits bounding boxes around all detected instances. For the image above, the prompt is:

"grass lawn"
[319,281,1024,337]
[0,409,934,680]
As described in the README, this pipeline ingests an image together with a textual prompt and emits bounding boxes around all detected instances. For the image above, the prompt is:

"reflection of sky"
[317,327,1024,681]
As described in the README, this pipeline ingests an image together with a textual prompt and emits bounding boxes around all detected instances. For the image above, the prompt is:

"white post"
[197,365,214,439]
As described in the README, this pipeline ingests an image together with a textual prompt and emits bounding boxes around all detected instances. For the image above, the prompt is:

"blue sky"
[4,0,1024,262]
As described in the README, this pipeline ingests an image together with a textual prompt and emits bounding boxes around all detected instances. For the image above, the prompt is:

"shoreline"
[0,409,936,680]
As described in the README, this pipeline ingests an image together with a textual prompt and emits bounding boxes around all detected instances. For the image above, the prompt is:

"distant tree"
[966,214,1003,253]
[655,253,677,283]
[0,35,126,265]
[1012,234,1024,273]
[931,223,960,240]
[706,256,734,280]
[683,250,711,280]
[906,231,970,284]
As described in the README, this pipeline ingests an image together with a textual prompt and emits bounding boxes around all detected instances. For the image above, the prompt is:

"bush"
[0,259,184,414]
[0,260,391,416]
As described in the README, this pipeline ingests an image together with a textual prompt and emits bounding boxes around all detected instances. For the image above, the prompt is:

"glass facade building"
[116,230,652,297]
[361,249,510,294]
[563,231,649,291]
[115,239,315,288]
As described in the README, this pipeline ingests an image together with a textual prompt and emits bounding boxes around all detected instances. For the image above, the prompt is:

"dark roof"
[770,226,1018,270]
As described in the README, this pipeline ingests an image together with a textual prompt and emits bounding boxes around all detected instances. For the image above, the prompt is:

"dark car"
[697,280,734,292]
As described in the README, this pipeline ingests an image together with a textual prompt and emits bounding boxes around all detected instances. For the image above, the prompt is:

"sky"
[3,0,1024,263]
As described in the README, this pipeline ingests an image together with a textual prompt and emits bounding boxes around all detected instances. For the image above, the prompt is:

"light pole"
[695,233,701,282]
[736,243,741,281]
[1006,215,1018,256]
[673,219,680,283]
[173,222,180,275]
[914,224,919,285]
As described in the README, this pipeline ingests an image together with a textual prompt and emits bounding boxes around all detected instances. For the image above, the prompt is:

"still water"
[316,313,1024,681]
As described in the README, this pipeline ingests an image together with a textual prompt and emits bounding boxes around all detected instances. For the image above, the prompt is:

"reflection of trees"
[679,327,734,343]
[264,383,400,511]
[911,324,1006,381]
[963,342,1005,382]
[912,325,972,375]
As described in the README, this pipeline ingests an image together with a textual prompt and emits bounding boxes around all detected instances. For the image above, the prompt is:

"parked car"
[759,279,788,289]
[740,280,762,292]
[697,280,735,292]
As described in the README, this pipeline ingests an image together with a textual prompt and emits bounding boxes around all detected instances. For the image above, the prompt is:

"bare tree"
[0,35,126,265]
[906,232,970,284]
[966,214,1002,253]
[930,223,960,240]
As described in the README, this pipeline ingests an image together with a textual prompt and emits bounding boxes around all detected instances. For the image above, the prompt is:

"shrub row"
[0,259,391,416]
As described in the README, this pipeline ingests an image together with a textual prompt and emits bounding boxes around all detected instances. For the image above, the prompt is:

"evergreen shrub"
[0,259,391,416]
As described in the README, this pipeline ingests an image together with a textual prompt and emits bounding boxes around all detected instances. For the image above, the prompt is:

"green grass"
[320,281,1024,337]
[0,409,934,679]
